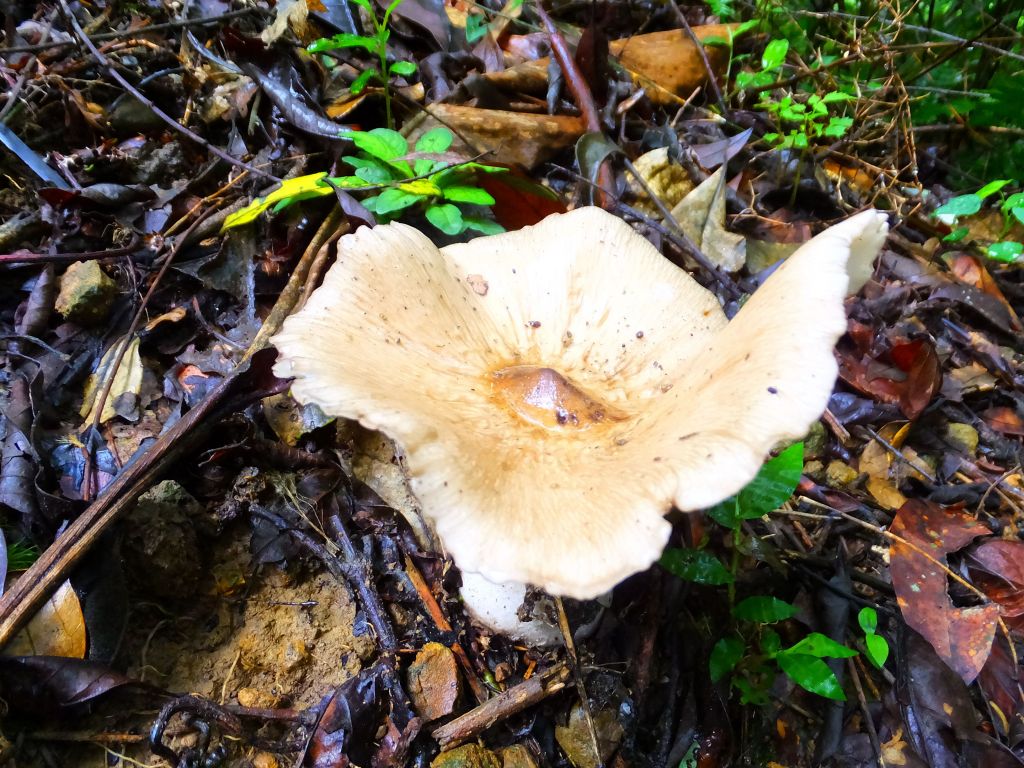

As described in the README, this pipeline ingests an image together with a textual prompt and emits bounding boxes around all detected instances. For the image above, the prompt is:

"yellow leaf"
[222,173,332,230]
[80,336,144,424]
[398,179,442,197]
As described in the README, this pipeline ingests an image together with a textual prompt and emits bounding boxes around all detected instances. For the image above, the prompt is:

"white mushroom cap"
[273,208,887,599]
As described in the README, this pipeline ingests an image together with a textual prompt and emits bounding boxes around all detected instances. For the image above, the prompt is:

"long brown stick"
[534,3,613,208]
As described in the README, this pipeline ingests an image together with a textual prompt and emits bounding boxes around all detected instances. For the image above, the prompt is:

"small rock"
[803,421,828,460]
[55,261,116,325]
[431,744,502,768]
[555,705,624,768]
[407,642,460,722]
[825,460,860,488]
[279,638,309,671]
[252,753,280,768]
[236,686,283,709]
[803,460,825,482]
[944,422,979,455]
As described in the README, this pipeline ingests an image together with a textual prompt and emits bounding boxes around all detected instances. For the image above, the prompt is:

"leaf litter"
[0,1,1022,766]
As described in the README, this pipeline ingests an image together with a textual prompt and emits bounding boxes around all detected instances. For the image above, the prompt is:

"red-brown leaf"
[889,499,999,684]
[981,407,1024,436]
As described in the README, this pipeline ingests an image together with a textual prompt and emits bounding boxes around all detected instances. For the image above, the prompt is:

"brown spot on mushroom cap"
[491,365,627,431]
[272,207,888,598]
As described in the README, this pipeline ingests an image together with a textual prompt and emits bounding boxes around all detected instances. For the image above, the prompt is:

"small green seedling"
[858,607,889,668]
[307,0,416,128]
[711,599,857,704]
[933,179,1024,263]
[663,443,863,703]
[759,91,855,150]
[223,127,506,236]
[736,37,789,92]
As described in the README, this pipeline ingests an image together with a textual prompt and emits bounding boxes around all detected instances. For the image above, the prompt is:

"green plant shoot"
[222,127,506,236]
[307,0,416,128]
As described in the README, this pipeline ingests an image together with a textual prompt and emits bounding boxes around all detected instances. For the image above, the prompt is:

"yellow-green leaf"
[222,173,333,230]
[398,179,442,197]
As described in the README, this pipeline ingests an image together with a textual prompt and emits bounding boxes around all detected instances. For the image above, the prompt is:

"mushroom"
[273,207,887,609]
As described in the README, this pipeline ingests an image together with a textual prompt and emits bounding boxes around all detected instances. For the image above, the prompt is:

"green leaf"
[1002,192,1024,212]
[308,33,381,54]
[760,628,781,656]
[350,68,378,95]
[441,185,495,205]
[776,653,846,700]
[354,165,393,184]
[934,194,982,219]
[426,203,465,235]
[462,216,505,235]
[824,116,853,137]
[389,60,417,76]
[343,128,408,162]
[1011,207,1024,227]
[465,13,489,43]
[660,548,734,585]
[761,38,789,71]
[707,497,740,529]
[943,226,970,243]
[374,188,421,214]
[987,241,1023,262]
[733,596,796,623]
[575,131,621,191]
[976,179,1012,199]
[415,127,454,154]
[709,635,745,682]
[857,607,878,634]
[865,633,890,669]
[735,70,775,90]
[734,442,803,520]
[784,633,857,659]
[349,0,373,12]
[822,91,855,103]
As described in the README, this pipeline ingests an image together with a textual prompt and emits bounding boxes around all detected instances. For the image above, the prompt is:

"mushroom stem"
[459,572,560,646]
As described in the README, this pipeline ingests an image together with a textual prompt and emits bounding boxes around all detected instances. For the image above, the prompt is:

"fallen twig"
[432,664,570,748]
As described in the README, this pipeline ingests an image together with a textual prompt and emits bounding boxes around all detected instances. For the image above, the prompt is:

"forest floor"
[0,1,1023,767]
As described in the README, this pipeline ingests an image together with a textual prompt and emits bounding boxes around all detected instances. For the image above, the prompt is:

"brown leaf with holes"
[968,539,1024,631]
[890,499,999,684]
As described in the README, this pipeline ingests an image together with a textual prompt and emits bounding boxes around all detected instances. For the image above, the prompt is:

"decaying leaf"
[404,104,584,169]
[670,167,745,272]
[3,580,86,659]
[858,422,909,511]
[625,146,694,215]
[890,499,999,684]
[482,25,743,106]
[80,336,144,425]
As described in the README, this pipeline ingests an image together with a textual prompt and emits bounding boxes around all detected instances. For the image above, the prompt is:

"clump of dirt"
[120,518,375,710]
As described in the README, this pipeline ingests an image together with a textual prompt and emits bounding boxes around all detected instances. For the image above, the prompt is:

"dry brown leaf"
[859,422,909,510]
[404,104,584,169]
[670,167,746,271]
[482,24,741,105]
[3,580,86,658]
